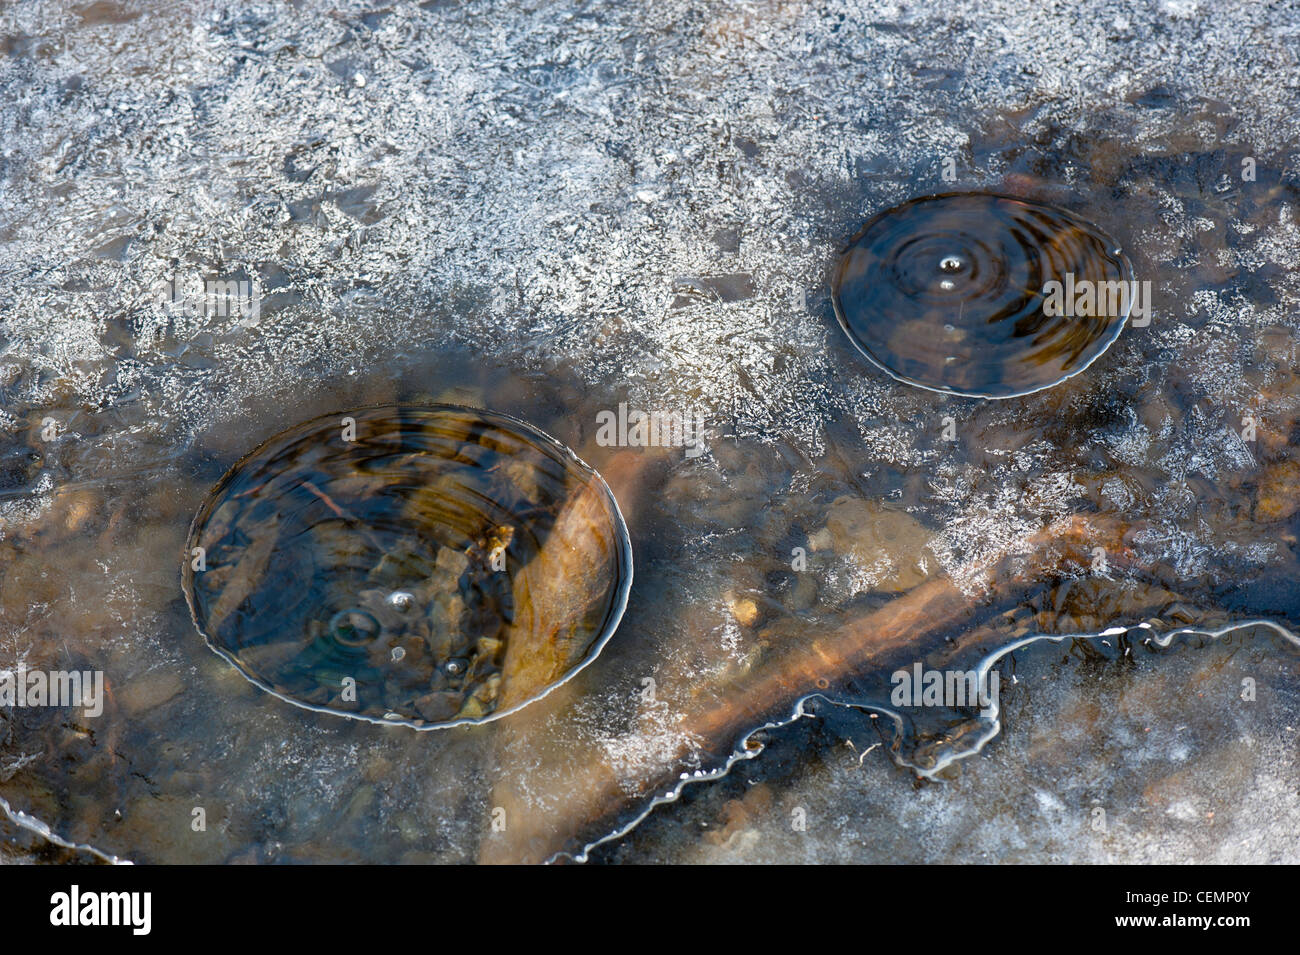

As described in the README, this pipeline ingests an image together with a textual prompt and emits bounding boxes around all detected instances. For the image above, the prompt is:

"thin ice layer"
[1,0,1299,862]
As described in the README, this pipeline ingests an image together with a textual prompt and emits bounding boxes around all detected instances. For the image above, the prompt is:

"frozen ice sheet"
[1,0,1299,862]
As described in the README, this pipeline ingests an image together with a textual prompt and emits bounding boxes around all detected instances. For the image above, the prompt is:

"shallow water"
[2,0,1299,863]
[832,192,1133,398]
[184,404,631,728]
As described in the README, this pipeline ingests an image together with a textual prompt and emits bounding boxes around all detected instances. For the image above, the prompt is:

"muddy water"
[2,0,1300,863]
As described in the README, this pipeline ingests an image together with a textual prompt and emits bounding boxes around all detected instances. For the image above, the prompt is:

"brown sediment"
[1235,374,1300,523]
[927,583,1201,674]
[479,512,1137,863]
[1254,460,1300,523]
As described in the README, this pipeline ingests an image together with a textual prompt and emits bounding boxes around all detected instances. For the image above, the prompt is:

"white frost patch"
[598,714,703,794]
[928,470,1085,596]
[1035,789,1066,815]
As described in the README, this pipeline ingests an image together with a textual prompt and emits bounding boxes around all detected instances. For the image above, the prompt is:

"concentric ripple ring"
[182,405,633,729]
[832,192,1136,399]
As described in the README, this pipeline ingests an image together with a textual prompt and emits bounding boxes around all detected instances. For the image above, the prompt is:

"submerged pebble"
[832,192,1135,398]
[182,405,632,728]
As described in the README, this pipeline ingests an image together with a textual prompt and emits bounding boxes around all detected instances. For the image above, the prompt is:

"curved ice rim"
[552,617,1299,864]
[830,191,1135,400]
[0,793,132,865]
[181,403,635,732]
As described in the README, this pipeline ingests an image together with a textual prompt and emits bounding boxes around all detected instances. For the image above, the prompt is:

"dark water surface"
[833,192,1134,398]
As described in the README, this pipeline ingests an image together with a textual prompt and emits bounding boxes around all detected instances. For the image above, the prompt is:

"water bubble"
[329,610,380,647]
[387,591,414,613]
